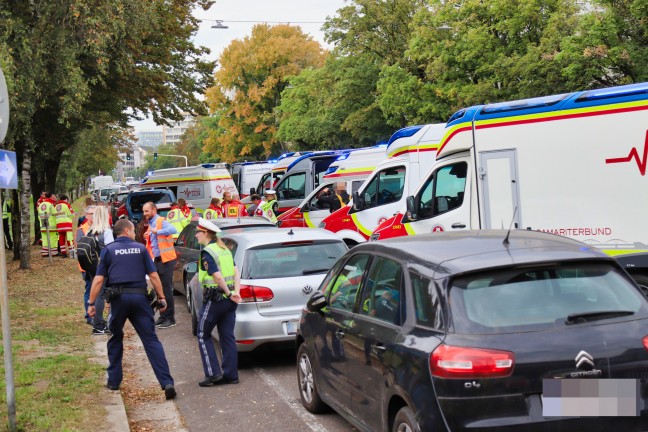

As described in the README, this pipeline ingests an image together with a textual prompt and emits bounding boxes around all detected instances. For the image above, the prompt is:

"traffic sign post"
[0,67,17,431]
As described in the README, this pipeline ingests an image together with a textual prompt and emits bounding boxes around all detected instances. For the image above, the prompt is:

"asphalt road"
[157,294,357,432]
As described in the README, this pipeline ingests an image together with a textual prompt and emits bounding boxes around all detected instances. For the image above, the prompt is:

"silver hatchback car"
[190,228,347,352]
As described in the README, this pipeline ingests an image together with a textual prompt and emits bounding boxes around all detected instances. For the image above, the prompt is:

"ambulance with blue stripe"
[274,150,355,214]
[370,82,648,286]
[319,123,445,246]
[277,145,387,228]
[246,152,309,199]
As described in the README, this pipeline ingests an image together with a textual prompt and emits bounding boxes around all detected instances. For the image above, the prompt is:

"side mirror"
[353,191,364,211]
[405,195,418,221]
[306,292,328,313]
[185,261,198,274]
[302,203,310,212]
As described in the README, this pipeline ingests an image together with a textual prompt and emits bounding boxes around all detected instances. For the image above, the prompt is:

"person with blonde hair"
[87,205,114,335]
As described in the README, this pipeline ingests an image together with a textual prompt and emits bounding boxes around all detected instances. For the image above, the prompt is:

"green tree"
[144,143,182,171]
[277,0,424,145]
[175,116,219,164]
[56,124,131,197]
[204,24,326,161]
[1,0,214,267]
[277,54,393,149]
[557,0,648,87]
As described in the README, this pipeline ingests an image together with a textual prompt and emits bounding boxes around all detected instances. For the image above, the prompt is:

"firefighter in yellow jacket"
[38,192,58,257]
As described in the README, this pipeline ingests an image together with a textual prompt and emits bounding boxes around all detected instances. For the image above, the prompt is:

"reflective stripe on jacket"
[166,208,187,239]
[54,202,73,231]
[38,201,56,232]
[155,217,177,262]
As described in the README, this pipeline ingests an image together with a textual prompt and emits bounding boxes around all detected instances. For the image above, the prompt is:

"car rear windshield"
[449,262,648,334]
[129,192,172,213]
[242,240,347,279]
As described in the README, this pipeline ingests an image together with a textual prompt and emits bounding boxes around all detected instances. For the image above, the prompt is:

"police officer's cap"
[197,218,221,233]
[264,189,276,195]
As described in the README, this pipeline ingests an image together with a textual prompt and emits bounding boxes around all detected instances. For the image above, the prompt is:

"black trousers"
[3,219,11,248]
[155,258,177,321]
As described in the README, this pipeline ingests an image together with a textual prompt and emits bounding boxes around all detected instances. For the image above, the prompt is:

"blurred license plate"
[284,320,299,335]
[542,379,639,417]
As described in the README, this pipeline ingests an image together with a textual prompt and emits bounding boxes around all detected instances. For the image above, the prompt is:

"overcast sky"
[131,0,347,131]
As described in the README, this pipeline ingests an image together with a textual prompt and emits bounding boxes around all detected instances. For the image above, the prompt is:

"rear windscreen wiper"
[566,310,634,325]
[302,268,330,275]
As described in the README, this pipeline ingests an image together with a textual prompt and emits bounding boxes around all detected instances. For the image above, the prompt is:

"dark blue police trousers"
[107,293,174,389]
[198,298,238,380]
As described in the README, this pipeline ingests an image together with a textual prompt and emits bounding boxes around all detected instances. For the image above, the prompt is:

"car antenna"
[287,228,294,236]
[503,206,518,246]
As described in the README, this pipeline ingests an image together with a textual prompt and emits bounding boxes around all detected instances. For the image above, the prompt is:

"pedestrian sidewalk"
[91,323,188,431]
[90,338,131,432]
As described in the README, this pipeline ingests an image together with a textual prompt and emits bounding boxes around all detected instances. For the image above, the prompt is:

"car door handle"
[335,330,345,339]
[451,222,466,229]
[371,343,386,354]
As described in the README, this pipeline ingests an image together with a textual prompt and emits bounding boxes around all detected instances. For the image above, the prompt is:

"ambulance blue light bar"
[335,153,350,161]
[576,82,648,102]
[326,166,339,175]
[481,94,568,114]
[387,125,424,147]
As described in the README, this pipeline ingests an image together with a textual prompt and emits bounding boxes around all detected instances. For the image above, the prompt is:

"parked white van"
[320,124,444,245]
[369,83,648,286]
[230,161,277,199]
[140,163,237,213]
[277,145,387,228]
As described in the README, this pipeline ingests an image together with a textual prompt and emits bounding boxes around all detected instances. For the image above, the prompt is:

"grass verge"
[0,197,104,431]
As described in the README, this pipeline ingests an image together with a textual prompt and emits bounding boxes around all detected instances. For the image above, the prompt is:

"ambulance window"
[350,181,363,195]
[418,162,467,219]
[277,172,306,200]
[232,172,241,192]
[362,166,406,209]
[314,160,331,189]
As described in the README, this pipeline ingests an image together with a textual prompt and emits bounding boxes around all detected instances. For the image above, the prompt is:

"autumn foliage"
[205,24,327,161]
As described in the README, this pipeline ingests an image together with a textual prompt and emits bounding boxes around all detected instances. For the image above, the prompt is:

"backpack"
[77,232,105,275]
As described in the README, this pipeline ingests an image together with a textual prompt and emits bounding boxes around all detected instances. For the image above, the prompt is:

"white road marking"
[254,367,329,432]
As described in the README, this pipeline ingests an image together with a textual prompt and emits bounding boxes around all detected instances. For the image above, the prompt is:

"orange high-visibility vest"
[154,217,177,263]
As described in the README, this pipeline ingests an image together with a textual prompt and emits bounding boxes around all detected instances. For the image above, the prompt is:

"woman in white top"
[89,206,114,334]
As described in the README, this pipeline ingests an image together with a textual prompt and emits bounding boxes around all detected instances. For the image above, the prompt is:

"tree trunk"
[20,151,33,269]
[11,189,20,261]
[31,171,43,245]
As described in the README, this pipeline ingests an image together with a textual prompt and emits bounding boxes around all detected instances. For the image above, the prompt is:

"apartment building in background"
[115,144,148,181]
[162,112,195,145]
[137,130,163,148]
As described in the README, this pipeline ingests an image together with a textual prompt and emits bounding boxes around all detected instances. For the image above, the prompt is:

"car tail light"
[239,284,274,302]
[642,336,648,351]
[431,344,515,378]
[236,340,255,345]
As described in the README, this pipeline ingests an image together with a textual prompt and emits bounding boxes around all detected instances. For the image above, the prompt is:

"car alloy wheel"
[297,344,327,413]
[393,407,419,432]
[185,278,192,313]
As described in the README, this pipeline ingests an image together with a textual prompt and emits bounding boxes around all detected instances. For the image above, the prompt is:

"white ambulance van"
[370,82,648,286]
[140,163,237,213]
[241,152,311,205]
[230,160,277,199]
[273,151,352,213]
[277,145,387,228]
[320,124,444,246]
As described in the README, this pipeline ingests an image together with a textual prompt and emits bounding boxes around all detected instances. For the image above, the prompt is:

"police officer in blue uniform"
[195,218,242,387]
[88,219,177,399]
